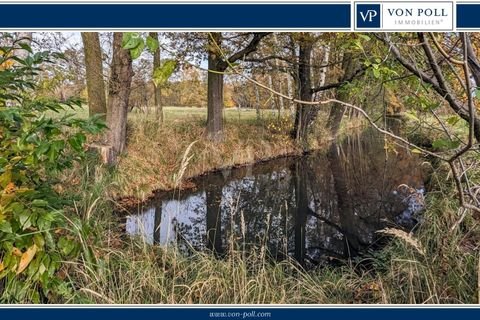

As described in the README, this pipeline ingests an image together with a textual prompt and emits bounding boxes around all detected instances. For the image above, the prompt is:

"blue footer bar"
[0,307,479,319]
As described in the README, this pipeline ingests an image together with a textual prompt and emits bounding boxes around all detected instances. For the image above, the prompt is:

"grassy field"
[56,105,314,200]
[58,105,284,121]
[114,108,305,199]
[55,105,303,199]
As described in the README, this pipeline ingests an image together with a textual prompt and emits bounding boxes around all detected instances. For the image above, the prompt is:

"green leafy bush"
[0,34,105,302]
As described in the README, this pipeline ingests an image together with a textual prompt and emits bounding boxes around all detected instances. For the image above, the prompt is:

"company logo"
[355,2,453,31]
[360,9,378,22]
[356,4,381,28]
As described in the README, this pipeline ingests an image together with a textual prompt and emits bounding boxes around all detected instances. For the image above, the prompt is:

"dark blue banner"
[0,307,480,319]
[0,3,351,29]
[457,3,480,29]
[3,2,480,31]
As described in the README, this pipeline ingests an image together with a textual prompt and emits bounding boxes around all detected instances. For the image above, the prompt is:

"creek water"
[125,129,427,266]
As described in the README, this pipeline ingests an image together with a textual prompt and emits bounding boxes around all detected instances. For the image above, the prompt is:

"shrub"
[0,34,105,302]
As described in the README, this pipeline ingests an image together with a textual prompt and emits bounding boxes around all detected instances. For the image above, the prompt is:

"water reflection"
[126,129,426,266]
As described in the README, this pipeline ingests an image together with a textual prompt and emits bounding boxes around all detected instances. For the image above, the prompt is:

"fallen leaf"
[12,247,22,257]
[0,261,4,272]
[16,244,37,275]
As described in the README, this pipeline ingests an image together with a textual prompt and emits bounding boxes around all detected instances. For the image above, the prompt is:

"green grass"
[55,105,285,122]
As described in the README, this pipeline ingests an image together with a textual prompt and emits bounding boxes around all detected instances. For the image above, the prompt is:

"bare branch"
[310,66,367,94]
[428,33,464,65]
[224,33,271,67]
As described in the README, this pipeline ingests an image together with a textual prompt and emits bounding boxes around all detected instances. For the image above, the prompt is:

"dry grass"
[113,115,304,199]
[377,228,425,256]
[48,110,480,304]
[69,206,378,305]
[70,189,480,304]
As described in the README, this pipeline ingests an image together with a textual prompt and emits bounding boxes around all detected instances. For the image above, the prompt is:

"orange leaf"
[0,261,4,272]
[3,182,16,194]
[16,244,37,275]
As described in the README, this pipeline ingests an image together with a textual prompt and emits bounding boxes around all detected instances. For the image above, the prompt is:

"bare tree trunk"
[464,34,480,141]
[272,34,284,115]
[106,32,133,161]
[293,41,314,143]
[278,76,285,112]
[207,70,224,141]
[268,74,276,110]
[314,45,330,101]
[81,32,107,118]
[149,32,163,123]
[206,32,269,141]
[287,74,294,113]
[207,32,225,141]
[255,82,261,120]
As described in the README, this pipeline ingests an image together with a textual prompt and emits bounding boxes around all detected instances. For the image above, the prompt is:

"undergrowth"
[3,109,478,304]
[65,147,480,304]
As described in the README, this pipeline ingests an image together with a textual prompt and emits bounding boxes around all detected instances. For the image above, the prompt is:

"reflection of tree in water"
[206,183,223,254]
[127,129,425,266]
[302,129,425,264]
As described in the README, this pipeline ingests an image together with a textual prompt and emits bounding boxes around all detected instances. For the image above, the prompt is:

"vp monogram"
[356,4,381,28]
[360,9,378,22]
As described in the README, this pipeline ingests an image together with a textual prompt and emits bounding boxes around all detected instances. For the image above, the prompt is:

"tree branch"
[243,55,294,64]
[310,66,367,94]
[428,33,464,66]
[381,33,475,129]
[224,33,271,67]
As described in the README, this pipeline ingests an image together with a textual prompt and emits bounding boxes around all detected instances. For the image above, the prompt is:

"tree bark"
[149,32,163,122]
[272,34,284,114]
[313,45,330,101]
[206,33,225,141]
[464,34,480,140]
[255,80,261,120]
[287,74,294,113]
[292,41,314,143]
[106,32,134,161]
[81,32,107,119]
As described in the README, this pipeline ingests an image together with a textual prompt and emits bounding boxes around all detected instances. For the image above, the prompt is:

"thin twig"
[428,33,464,66]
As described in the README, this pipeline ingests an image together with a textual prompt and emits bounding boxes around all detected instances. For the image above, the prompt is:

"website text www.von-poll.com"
[209,311,272,319]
